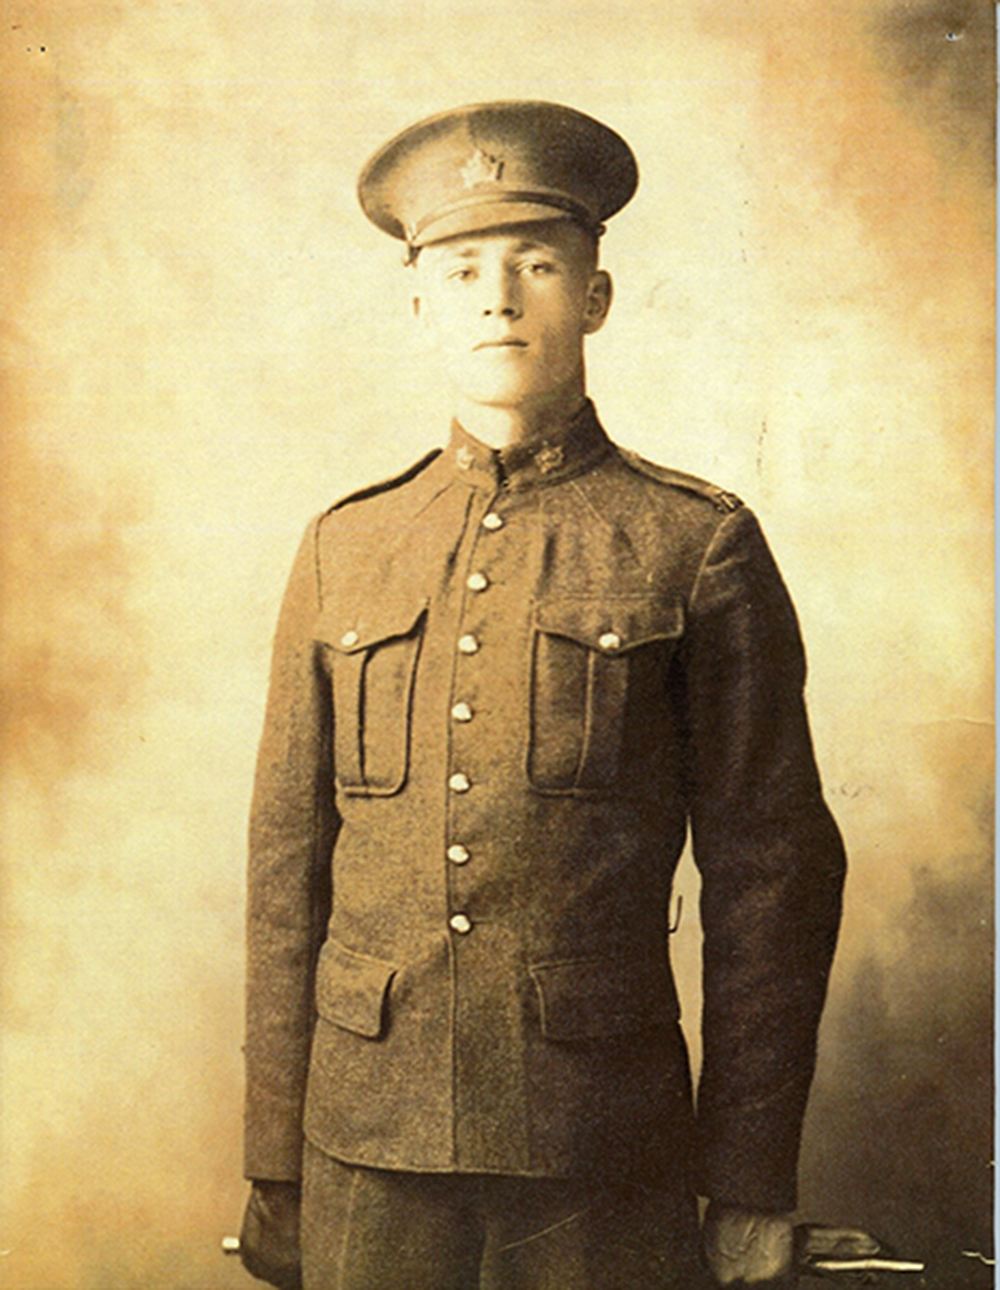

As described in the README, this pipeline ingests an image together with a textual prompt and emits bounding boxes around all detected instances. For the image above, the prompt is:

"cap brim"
[414,201,585,249]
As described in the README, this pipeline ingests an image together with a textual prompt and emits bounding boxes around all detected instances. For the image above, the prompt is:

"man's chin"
[453,385,542,410]
[446,365,583,414]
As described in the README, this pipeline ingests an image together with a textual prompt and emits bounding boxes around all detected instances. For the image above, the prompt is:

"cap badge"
[460,148,505,188]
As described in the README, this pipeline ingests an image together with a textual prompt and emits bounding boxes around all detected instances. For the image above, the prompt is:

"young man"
[239,102,846,1289]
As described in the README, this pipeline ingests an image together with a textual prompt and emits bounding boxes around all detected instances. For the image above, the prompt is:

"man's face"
[412,222,612,412]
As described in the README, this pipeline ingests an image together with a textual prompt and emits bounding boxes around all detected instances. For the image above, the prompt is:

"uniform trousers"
[301,1142,708,1290]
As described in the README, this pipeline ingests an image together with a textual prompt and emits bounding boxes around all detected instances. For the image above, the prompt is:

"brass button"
[458,634,480,655]
[451,702,473,723]
[466,572,489,592]
[449,772,471,793]
[598,631,622,653]
[482,513,504,531]
[449,913,472,934]
[340,629,359,648]
[447,844,470,865]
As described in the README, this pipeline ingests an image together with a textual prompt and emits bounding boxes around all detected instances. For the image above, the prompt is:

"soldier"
[239,101,846,1289]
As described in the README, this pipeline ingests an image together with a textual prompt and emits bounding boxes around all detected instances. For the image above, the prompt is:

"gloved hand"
[239,1180,303,1290]
[703,1202,796,1285]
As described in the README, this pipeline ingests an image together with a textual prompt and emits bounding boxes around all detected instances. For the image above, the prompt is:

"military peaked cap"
[358,101,638,259]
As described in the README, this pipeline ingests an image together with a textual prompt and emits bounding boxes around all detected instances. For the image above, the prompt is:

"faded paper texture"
[0,1,993,1287]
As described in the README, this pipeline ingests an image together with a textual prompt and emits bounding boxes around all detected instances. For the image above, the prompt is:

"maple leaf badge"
[460,148,505,188]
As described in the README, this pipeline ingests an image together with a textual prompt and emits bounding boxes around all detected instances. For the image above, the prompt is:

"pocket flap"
[318,597,428,653]
[533,598,683,654]
[529,956,679,1041]
[315,940,398,1038]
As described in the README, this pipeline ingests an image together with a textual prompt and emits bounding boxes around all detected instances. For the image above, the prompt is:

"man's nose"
[482,269,522,317]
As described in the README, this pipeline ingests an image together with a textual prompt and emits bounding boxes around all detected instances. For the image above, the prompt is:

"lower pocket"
[314,940,398,1039]
[529,956,680,1042]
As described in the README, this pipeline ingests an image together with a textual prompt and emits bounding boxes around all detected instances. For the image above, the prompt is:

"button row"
[446,516,498,944]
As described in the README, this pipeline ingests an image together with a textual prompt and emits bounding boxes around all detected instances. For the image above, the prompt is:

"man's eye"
[446,267,474,281]
[522,260,554,275]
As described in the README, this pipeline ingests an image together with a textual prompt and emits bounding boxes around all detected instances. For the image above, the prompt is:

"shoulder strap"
[325,448,444,513]
[618,448,743,513]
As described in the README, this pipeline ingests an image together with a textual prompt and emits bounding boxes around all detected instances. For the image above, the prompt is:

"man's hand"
[703,1203,795,1285]
[239,1180,303,1290]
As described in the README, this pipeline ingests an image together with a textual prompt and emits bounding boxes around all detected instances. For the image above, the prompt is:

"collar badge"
[535,445,565,474]
[455,445,475,471]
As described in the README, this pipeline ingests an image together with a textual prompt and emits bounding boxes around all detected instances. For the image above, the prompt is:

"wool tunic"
[243,401,845,1213]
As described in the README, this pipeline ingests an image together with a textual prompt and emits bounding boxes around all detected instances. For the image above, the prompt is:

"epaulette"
[325,448,443,513]
[619,448,743,514]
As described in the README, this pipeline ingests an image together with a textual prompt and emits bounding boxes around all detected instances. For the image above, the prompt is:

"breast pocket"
[528,597,684,794]
[319,597,428,797]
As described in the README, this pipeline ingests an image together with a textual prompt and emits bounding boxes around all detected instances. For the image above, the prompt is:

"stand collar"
[447,400,612,492]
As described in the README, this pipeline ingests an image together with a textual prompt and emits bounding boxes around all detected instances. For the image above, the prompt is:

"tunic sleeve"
[243,520,338,1181]
[684,505,846,1212]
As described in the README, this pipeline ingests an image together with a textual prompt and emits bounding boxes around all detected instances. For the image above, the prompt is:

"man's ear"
[582,269,612,335]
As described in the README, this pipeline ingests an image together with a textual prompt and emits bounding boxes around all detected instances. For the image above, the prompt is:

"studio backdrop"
[1,2,993,1286]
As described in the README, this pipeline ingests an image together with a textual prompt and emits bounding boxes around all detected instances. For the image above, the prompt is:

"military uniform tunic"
[244,401,845,1214]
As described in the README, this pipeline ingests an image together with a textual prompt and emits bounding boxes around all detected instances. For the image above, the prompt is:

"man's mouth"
[473,338,528,351]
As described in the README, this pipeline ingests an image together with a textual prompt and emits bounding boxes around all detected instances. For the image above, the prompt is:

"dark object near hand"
[239,1180,303,1290]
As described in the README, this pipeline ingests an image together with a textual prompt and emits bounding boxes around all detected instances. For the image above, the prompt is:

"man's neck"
[452,385,589,450]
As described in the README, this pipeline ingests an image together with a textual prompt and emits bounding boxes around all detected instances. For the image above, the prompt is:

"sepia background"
[1,1,993,1286]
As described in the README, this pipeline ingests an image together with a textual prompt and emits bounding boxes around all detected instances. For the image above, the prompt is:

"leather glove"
[239,1180,303,1290]
[703,1202,796,1285]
